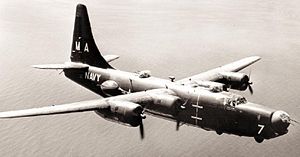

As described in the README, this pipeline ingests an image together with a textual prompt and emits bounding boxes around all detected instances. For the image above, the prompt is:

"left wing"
[177,56,261,84]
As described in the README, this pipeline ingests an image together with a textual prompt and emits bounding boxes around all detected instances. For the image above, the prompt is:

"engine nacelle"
[95,101,143,127]
[146,94,182,116]
[195,81,227,92]
[219,72,249,90]
[100,80,124,96]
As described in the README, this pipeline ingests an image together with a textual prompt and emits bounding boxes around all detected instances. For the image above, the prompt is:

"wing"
[0,89,172,119]
[177,56,261,84]
[0,99,109,118]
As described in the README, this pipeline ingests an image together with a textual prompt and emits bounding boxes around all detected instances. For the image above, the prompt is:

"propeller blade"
[247,68,254,95]
[176,120,180,131]
[248,85,254,95]
[249,68,252,78]
[139,121,144,140]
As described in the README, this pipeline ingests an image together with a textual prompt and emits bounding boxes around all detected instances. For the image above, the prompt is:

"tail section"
[71,4,113,69]
[63,4,114,97]
[32,4,112,97]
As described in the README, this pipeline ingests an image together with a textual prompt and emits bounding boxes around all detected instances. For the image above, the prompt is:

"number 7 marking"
[258,124,265,134]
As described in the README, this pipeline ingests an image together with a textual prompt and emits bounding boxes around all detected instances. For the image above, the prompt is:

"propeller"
[248,82,253,94]
[175,99,189,131]
[246,69,254,95]
[176,120,180,131]
[59,70,64,75]
[139,112,146,140]
[139,120,144,139]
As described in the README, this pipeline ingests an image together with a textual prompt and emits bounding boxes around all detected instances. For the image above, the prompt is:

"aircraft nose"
[271,110,291,135]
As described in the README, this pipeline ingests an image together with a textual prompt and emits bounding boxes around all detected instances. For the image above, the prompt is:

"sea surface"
[0,0,299,156]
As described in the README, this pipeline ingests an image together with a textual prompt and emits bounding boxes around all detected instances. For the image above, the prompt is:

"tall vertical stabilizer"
[71,4,113,69]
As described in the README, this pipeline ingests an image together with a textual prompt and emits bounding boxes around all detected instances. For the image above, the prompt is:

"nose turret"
[271,110,291,135]
[235,102,291,143]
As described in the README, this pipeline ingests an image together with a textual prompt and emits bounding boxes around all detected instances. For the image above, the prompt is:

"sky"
[0,0,299,156]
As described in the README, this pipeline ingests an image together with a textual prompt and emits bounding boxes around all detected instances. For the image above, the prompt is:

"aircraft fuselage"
[64,65,287,141]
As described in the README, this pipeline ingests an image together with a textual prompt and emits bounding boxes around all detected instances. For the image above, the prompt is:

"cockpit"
[223,94,247,107]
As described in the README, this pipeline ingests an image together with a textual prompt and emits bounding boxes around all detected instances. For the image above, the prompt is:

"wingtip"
[31,65,41,69]
[30,64,56,69]
[247,56,261,63]
[253,56,261,61]
[31,64,49,69]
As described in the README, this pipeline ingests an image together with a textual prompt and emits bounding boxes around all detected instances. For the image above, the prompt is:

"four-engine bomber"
[0,4,294,143]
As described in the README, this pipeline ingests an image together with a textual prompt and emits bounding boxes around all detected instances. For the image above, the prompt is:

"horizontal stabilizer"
[32,55,119,70]
[104,55,119,63]
[0,99,109,118]
[32,62,89,69]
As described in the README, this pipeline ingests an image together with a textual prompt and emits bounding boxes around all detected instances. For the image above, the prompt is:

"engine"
[218,72,250,91]
[100,80,124,96]
[195,80,227,92]
[95,101,144,127]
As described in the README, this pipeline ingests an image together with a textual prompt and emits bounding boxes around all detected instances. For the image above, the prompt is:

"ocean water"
[0,0,299,156]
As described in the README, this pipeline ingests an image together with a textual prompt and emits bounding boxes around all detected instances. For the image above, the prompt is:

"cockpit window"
[237,97,247,104]
[224,95,247,107]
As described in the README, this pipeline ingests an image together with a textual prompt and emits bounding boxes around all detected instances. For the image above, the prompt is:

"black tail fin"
[71,4,113,69]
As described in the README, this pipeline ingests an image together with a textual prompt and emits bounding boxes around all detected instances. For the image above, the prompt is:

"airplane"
[0,4,295,143]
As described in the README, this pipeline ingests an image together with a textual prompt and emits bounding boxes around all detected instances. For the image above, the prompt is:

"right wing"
[0,89,173,119]
[0,99,109,118]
